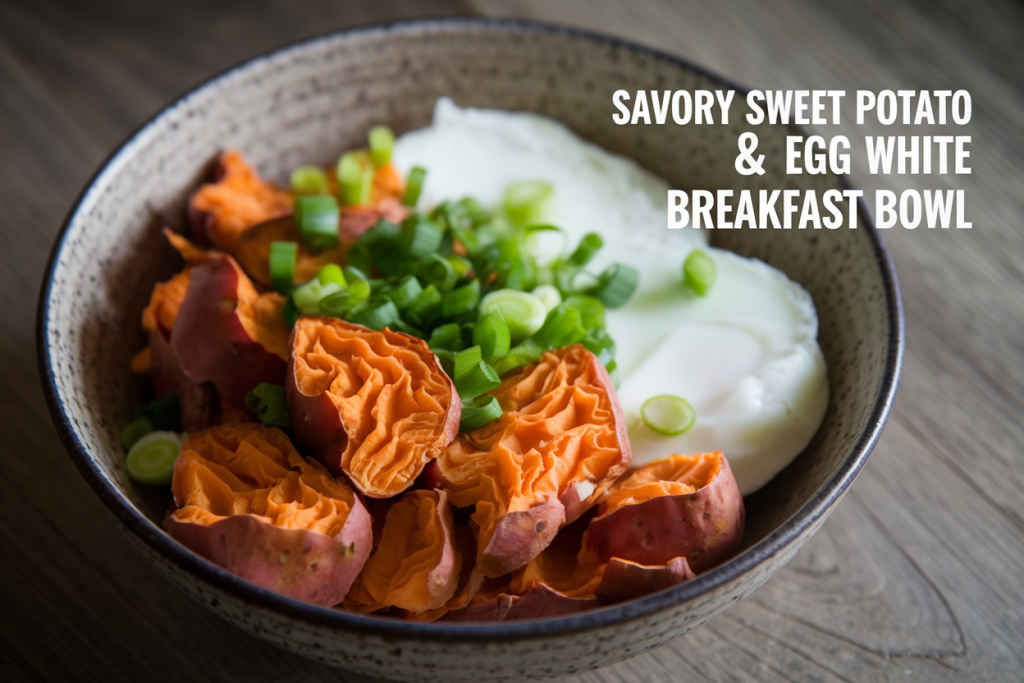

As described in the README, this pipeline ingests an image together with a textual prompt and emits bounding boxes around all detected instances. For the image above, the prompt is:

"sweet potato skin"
[587,454,745,574]
[165,501,371,608]
[171,253,287,418]
[479,497,566,579]
[595,557,696,603]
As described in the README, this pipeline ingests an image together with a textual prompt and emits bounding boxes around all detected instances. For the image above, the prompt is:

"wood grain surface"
[3,0,1022,680]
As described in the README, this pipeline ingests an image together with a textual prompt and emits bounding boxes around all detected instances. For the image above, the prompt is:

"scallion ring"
[640,395,696,436]
[125,430,183,486]
[479,289,548,342]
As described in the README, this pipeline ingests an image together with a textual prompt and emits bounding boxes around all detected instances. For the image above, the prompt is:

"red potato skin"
[165,497,372,608]
[171,254,286,415]
[587,456,745,574]
[479,497,566,579]
[596,557,696,603]
[286,319,461,495]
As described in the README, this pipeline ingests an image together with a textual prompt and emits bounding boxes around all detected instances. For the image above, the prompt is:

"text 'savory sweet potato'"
[435,344,631,579]
[165,423,373,608]
[189,150,293,251]
[288,317,461,499]
[344,489,460,613]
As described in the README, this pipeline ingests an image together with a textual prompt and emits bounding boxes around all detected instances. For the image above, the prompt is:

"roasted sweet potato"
[288,317,460,498]
[344,489,460,613]
[435,344,631,578]
[189,150,293,250]
[165,423,372,607]
[170,246,289,424]
[588,452,745,574]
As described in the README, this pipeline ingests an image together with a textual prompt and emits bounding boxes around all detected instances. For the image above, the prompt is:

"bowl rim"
[36,16,904,642]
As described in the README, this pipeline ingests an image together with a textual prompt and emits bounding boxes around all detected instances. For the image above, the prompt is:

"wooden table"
[3,0,1022,680]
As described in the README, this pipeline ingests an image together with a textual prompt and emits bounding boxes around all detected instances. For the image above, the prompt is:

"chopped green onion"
[531,284,562,312]
[290,165,328,195]
[319,279,371,318]
[125,430,182,486]
[588,263,639,309]
[460,322,477,349]
[120,416,153,452]
[368,125,395,168]
[443,280,481,320]
[453,346,484,380]
[455,360,501,400]
[491,339,545,376]
[569,232,604,267]
[561,294,605,330]
[292,278,343,315]
[473,311,511,363]
[568,269,600,293]
[268,241,298,294]
[582,327,616,366]
[406,284,444,329]
[349,296,402,331]
[479,289,548,342]
[504,180,553,226]
[134,392,181,432]
[433,348,456,377]
[640,395,696,436]
[522,224,567,264]
[244,383,292,429]
[683,250,717,296]
[317,263,346,288]
[429,323,464,352]
[402,167,427,207]
[459,394,503,432]
[400,215,445,260]
[416,254,458,293]
[446,254,473,280]
[337,151,375,206]
[390,319,424,338]
[532,305,586,349]
[282,296,300,326]
[385,275,423,312]
[358,219,405,277]
[295,195,340,252]
[343,265,369,284]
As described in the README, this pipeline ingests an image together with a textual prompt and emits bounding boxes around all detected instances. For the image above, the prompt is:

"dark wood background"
[4,0,1023,680]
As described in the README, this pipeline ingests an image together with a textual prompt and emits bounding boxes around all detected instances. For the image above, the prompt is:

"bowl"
[37,18,903,682]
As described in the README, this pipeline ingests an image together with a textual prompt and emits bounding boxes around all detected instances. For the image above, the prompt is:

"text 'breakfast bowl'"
[38,18,903,682]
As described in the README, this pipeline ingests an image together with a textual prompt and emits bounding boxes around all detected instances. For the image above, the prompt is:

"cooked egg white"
[392,98,829,495]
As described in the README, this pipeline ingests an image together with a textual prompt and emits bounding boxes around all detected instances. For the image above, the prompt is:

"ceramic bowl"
[38,18,903,682]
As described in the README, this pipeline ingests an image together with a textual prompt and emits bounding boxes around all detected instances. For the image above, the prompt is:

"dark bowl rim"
[36,16,905,643]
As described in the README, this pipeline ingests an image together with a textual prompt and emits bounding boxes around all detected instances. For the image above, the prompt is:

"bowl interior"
[40,20,898,614]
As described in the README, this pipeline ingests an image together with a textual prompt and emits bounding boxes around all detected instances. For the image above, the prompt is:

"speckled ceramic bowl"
[38,18,902,682]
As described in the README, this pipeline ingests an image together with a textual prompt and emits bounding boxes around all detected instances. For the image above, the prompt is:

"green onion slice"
[317,263,346,288]
[402,167,427,207]
[433,348,456,377]
[120,416,153,452]
[292,278,343,315]
[244,383,292,429]
[294,195,340,252]
[290,165,328,195]
[491,339,545,376]
[683,249,717,296]
[453,346,484,381]
[349,296,402,331]
[522,224,566,265]
[569,232,604,267]
[588,263,639,309]
[561,294,605,330]
[479,289,548,342]
[417,254,458,293]
[337,151,375,206]
[582,327,616,366]
[443,280,481,320]
[400,215,445,261]
[428,322,464,352]
[268,241,298,294]
[532,305,586,349]
[459,394,503,432]
[640,395,696,436]
[368,125,395,169]
[319,279,371,318]
[384,274,423,312]
[474,311,511,363]
[343,265,369,283]
[406,284,444,329]
[125,430,183,486]
[531,284,562,312]
[504,180,554,226]
[455,360,501,400]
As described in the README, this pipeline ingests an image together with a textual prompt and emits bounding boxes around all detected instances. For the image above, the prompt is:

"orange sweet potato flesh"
[588,452,745,574]
[288,317,461,499]
[344,489,460,613]
[435,344,631,578]
[189,150,293,251]
[165,423,372,608]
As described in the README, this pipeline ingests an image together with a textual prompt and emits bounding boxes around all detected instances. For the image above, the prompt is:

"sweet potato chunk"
[288,317,460,498]
[165,424,372,607]
[435,344,631,578]
[588,452,745,574]
[189,150,293,250]
[344,489,460,613]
